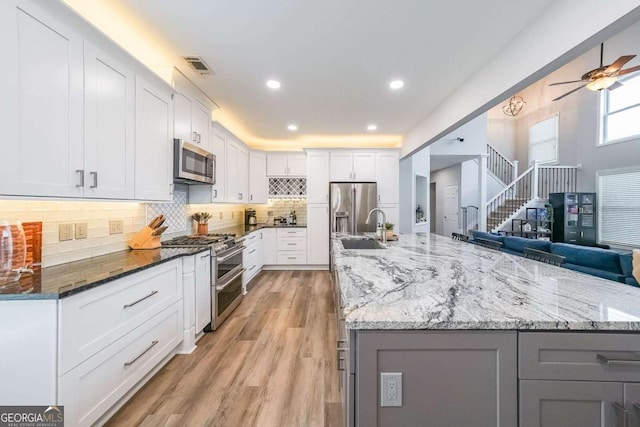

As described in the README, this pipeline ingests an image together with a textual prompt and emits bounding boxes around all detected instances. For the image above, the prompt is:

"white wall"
[487,107,517,161]
[506,19,640,192]
[429,113,488,156]
[402,1,640,158]
[399,146,430,234]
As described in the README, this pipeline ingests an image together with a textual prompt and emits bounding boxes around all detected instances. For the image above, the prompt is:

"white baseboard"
[262,265,329,271]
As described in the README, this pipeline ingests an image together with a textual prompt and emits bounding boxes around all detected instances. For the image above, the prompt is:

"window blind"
[528,114,558,165]
[598,168,640,248]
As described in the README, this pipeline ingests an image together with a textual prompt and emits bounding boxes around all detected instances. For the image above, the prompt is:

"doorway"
[430,183,436,233]
[443,183,459,237]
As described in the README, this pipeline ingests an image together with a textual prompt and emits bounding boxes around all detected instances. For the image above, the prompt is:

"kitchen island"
[332,232,640,427]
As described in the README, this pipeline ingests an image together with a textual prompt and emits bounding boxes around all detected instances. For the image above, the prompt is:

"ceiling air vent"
[182,56,215,77]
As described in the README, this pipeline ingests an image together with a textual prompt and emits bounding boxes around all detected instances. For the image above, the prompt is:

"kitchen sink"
[341,239,385,250]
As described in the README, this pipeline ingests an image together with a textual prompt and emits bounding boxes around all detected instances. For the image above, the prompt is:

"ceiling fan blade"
[605,55,636,74]
[608,81,624,91]
[552,84,587,102]
[548,80,584,86]
[617,64,640,76]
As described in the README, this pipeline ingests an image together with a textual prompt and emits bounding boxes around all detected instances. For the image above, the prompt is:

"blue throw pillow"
[620,253,634,277]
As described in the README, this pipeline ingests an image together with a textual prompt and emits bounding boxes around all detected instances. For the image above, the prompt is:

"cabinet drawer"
[277,251,307,264]
[277,237,306,251]
[276,228,307,238]
[59,260,182,374]
[520,332,640,382]
[244,231,261,245]
[59,302,182,427]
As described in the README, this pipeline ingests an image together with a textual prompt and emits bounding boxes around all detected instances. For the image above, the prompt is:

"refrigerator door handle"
[352,184,357,234]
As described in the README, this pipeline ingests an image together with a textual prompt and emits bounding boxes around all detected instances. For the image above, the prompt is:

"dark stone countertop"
[0,247,209,301]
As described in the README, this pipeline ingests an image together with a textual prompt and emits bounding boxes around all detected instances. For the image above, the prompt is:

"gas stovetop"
[161,233,238,252]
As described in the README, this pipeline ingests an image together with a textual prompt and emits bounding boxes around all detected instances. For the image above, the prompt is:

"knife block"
[129,226,161,250]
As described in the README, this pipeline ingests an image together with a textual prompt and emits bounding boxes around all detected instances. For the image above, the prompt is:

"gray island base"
[332,232,640,426]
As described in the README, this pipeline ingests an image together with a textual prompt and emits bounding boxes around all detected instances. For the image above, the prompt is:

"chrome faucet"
[365,208,387,242]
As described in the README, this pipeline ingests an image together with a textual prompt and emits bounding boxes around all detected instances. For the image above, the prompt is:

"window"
[528,114,558,165]
[597,167,640,248]
[600,73,640,144]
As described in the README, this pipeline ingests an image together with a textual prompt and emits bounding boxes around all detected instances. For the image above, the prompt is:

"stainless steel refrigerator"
[330,182,378,234]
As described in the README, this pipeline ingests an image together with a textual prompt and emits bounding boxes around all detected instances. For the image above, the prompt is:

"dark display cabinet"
[549,193,596,246]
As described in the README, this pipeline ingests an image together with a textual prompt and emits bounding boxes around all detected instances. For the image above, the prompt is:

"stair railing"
[537,165,578,199]
[487,144,518,185]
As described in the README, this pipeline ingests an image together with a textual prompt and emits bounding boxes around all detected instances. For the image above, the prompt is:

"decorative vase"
[197,222,208,235]
[385,230,394,240]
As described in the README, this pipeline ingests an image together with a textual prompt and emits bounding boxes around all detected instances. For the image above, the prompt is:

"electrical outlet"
[109,220,124,235]
[58,224,73,242]
[75,223,87,239]
[381,372,402,407]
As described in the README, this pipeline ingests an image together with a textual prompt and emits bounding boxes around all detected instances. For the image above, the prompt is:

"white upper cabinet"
[307,151,330,204]
[375,151,400,204]
[0,0,84,197]
[172,69,215,152]
[267,153,307,177]
[237,145,249,203]
[226,139,249,203]
[249,151,268,204]
[134,76,173,201]
[330,152,376,182]
[211,127,226,202]
[83,42,135,199]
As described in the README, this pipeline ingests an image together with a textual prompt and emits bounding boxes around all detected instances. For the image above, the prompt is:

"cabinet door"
[376,152,400,204]
[520,380,622,427]
[134,76,173,201]
[267,153,288,176]
[353,152,376,181]
[173,92,192,142]
[249,151,268,204]
[287,154,307,176]
[0,1,84,197]
[262,229,277,265]
[378,204,399,231]
[194,252,211,333]
[307,205,330,265]
[226,142,239,202]
[211,129,226,202]
[192,101,211,151]
[84,43,135,199]
[625,383,640,427]
[237,146,249,203]
[330,153,354,181]
[307,151,330,203]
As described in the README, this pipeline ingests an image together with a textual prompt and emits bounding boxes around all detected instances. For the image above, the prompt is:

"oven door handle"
[216,268,246,291]
[216,246,246,263]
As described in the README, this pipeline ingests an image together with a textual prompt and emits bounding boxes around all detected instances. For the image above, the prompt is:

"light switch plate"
[381,372,402,407]
[109,220,124,235]
[75,223,87,239]
[59,224,73,242]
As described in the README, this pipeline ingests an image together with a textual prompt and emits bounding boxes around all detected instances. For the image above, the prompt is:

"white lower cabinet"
[195,252,211,333]
[307,204,329,265]
[59,302,183,427]
[243,231,263,289]
[277,228,307,265]
[262,229,277,265]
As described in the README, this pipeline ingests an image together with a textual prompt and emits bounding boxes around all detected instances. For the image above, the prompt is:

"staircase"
[485,150,579,232]
[487,143,518,186]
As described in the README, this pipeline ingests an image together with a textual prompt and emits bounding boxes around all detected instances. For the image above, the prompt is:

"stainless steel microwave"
[174,139,215,184]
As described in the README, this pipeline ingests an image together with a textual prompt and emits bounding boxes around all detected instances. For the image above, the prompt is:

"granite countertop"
[0,247,209,301]
[211,223,307,239]
[332,232,640,331]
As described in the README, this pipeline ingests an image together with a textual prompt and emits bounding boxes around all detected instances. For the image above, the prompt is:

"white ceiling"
[109,0,554,145]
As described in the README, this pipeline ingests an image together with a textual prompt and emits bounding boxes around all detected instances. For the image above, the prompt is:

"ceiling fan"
[549,43,640,101]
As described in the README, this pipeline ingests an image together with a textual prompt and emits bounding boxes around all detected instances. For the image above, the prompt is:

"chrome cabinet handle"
[287,257,296,260]
[170,183,174,195]
[90,172,98,188]
[123,290,158,308]
[597,354,640,366]
[378,194,381,202]
[213,189,218,199]
[248,249,256,254]
[193,131,198,142]
[612,402,627,427]
[76,170,84,188]
[199,253,210,259]
[248,235,256,240]
[287,243,296,245]
[250,194,253,201]
[124,340,158,367]
[248,265,256,271]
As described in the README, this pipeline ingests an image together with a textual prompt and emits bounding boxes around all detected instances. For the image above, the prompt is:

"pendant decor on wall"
[502,95,526,116]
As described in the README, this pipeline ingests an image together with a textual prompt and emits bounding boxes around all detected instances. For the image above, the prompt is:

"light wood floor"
[106,270,342,427]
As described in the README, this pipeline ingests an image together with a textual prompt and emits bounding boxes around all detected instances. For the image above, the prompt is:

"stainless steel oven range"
[161,233,245,331]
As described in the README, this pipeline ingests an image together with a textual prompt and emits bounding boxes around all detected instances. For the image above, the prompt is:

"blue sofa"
[620,253,639,287]
[549,243,626,283]
[468,231,638,286]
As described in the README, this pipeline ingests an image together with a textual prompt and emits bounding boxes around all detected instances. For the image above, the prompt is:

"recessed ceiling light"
[266,80,281,89]
[287,124,298,131]
[367,124,378,131]
[389,80,404,90]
